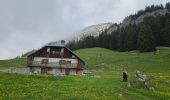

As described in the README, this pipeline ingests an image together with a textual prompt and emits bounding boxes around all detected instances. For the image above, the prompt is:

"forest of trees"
[66,3,170,52]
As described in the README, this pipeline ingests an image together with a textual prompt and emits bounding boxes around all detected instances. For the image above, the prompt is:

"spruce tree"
[109,31,118,50]
[118,29,126,51]
[143,17,162,46]
[162,19,170,47]
[125,25,138,51]
[83,35,96,48]
[137,24,156,52]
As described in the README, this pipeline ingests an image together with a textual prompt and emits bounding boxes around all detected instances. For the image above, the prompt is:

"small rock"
[149,87,155,91]
[118,93,123,97]
[127,82,131,87]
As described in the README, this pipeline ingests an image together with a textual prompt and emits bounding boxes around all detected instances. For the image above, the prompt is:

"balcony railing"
[30,61,77,68]
[28,57,78,68]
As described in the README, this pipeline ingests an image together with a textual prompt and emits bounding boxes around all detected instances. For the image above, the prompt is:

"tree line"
[66,3,170,52]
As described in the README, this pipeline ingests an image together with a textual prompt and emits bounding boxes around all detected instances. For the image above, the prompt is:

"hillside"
[66,3,170,52]
[0,58,27,70]
[78,23,112,38]
[0,47,170,99]
[75,47,170,73]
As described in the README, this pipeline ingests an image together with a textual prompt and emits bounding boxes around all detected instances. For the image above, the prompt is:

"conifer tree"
[162,19,170,47]
[118,29,127,51]
[125,25,138,51]
[109,31,118,50]
[137,24,156,52]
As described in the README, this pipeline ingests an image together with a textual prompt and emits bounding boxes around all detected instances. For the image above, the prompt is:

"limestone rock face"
[107,9,170,34]
[121,9,170,28]
[107,24,119,34]
[78,23,113,38]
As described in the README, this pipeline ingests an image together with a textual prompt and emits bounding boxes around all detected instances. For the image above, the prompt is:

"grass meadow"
[0,47,170,100]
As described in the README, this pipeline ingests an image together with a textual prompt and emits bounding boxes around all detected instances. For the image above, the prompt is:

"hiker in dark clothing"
[122,69,128,82]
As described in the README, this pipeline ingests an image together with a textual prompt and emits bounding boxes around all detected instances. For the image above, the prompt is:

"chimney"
[61,40,65,46]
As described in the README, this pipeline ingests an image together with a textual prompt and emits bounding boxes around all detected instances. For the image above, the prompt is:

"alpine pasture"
[0,47,170,100]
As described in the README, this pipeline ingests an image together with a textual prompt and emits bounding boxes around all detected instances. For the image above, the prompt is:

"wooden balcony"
[28,57,78,68]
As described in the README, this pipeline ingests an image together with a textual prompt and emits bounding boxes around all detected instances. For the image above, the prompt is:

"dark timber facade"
[27,45,85,76]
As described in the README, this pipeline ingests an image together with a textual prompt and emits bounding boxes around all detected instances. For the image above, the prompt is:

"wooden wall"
[27,46,85,76]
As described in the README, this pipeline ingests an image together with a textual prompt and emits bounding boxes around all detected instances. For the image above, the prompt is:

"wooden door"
[41,68,47,74]
[65,69,70,75]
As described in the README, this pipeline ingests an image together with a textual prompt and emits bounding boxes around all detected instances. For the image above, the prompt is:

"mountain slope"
[77,8,170,37]
[66,4,170,52]
[78,23,112,38]
[121,9,170,27]
[107,8,170,34]
[75,47,170,73]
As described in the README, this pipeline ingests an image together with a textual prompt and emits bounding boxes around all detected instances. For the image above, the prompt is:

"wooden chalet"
[27,41,85,76]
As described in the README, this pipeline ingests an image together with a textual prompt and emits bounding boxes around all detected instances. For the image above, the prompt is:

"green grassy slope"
[0,47,170,100]
[75,47,170,73]
[0,57,27,70]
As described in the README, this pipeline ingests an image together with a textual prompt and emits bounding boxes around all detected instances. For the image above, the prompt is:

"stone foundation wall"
[8,67,31,74]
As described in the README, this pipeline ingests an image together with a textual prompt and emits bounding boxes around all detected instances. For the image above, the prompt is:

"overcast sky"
[0,0,169,59]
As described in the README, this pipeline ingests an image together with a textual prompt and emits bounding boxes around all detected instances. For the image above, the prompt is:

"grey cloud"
[0,0,169,59]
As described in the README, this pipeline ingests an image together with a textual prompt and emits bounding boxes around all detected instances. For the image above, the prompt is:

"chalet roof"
[27,45,85,64]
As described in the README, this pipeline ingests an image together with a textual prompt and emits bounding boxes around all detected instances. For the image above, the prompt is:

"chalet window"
[52,51,55,54]
[41,59,48,64]
[59,60,67,65]
[67,61,71,64]
[66,61,71,67]
[55,51,60,54]
[48,68,52,71]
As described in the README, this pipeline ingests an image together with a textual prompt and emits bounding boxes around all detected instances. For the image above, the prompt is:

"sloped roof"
[27,45,85,64]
